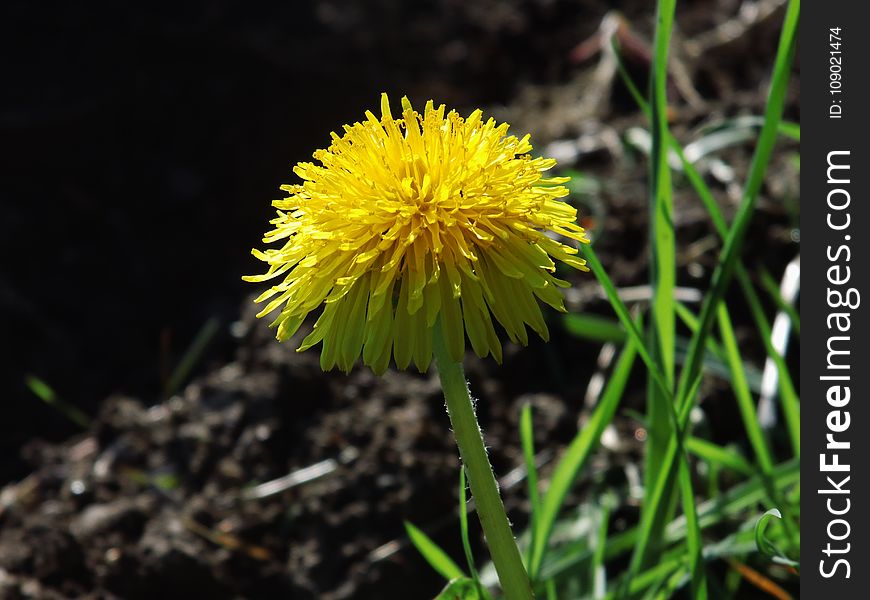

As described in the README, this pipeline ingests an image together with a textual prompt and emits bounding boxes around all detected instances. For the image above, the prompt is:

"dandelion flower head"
[245,94,590,373]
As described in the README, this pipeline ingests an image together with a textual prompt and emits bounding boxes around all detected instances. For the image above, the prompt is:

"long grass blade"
[614,19,801,457]
[581,245,670,400]
[405,521,465,581]
[685,437,754,476]
[25,375,91,429]
[519,404,542,571]
[643,0,681,584]
[628,0,800,577]
[528,315,640,578]
[459,468,486,597]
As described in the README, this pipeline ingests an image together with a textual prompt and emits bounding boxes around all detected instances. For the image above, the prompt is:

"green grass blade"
[435,578,485,600]
[592,497,613,599]
[777,121,800,142]
[716,305,774,472]
[754,509,799,568]
[581,245,670,400]
[165,316,220,397]
[629,0,800,575]
[678,458,707,599]
[760,267,800,336]
[25,375,91,429]
[562,314,627,344]
[685,437,754,476]
[615,21,802,452]
[674,303,724,360]
[738,274,801,454]
[718,305,799,544]
[405,521,466,581]
[519,404,542,571]
[606,558,684,599]
[674,0,799,413]
[647,0,677,373]
[459,468,487,598]
[624,370,700,590]
[584,243,703,595]
[528,315,640,578]
[675,373,707,600]
[644,0,679,579]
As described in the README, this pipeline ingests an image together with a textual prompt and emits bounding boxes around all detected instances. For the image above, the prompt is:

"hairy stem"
[433,322,534,600]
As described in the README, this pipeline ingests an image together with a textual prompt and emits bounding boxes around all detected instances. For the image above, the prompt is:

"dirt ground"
[1,0,798,598]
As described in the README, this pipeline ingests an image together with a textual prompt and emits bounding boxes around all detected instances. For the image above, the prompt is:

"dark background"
[1,0,658,481]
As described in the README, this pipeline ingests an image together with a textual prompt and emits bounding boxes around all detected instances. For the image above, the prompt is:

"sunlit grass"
[407,0,800,597]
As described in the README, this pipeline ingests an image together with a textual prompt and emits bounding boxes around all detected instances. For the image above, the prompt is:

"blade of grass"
[676,373,707,599]
[519,404,542,571]
[738,276,800,453]
[717,306,775,473]
[405,521,466,581]
[674,306,765,392]
[606,557,684,599]
[25,375,91,429]
[459,468,487,598]
[674,303,725,359]
[754,509,799,568]
[685,437,754,476]
[718,305,798,545]
[592,496,613,600]
[581,246,670,400]
[562,313,627,344]
[435,578,484,600]
[584,245,704,598]
[165,316,220,397]
[647,0,677,387]
[628,0,800,576]
[614,23,801,456]
[528,314,640,579]
[759,267,800,336]
[777,121,800,142]
[644,0,680,585]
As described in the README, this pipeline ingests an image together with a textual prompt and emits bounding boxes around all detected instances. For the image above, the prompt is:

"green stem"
[433,323,534,600]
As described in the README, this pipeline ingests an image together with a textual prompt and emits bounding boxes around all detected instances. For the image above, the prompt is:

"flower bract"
[245,94,589,373]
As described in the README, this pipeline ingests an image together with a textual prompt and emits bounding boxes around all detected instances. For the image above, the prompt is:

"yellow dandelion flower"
[244,94,590,373]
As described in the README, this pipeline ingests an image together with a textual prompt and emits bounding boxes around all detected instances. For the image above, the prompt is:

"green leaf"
[591,495,613,599]
[405,521,466,581]
[562,314,627,344]
[755,509,799,569]
[458,468,486,598]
